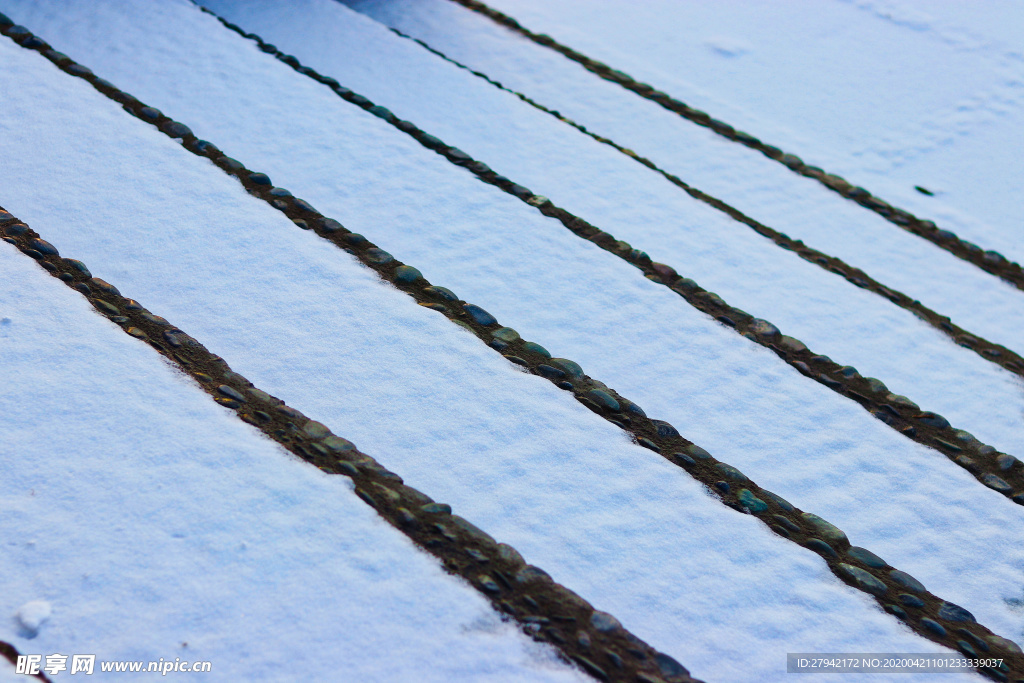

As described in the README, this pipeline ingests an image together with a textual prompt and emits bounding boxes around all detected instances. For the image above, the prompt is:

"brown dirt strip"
[443,0,1024,294]
[2,21,1023,683]
[371,24,1024,387]
[169,8,1024,508]
[0,641,51,681]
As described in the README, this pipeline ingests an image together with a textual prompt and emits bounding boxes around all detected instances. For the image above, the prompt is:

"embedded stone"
[761,489,794,512]
[425,286,458,301]
[138,106,162,120]
[865,378,888,394]
[28,238,58,256]
[589,611,621,633]
[889,570,926,593]
[738,489,767,513]
[451,515,496,545]
[302,420,331,439]
[522,341,551,358]
[898,593,925,608]
[323,435,355,453]
[587,389,620,412]
[393,265,422,284]
[938,602,976,623]
[685,444,712,460]
[217,385,246,403]
[536,364,566,380]
[491,327,520,342]
[805,538,837,559]
[365,248,394,264]
[319,217,344,232]
[549,358,583,378]
[421,503,451,515]
[714,463,749,482]
[802,513,848,547]
[64,259,90,277]
[496,543,524,568]
[248,172,272,186]
[654,652,689,678]
[650,420,679,439]
[163,121,192,138]
[837,563,887,597]
[914,412,950,429]
[462,303,497,326]
[920,618,946,637]
[885,394,919,411]
[996,453,1018,471]
[750,318,780,339]
[515,565,552,584]
[986,635,1023,654]
[269,187,293,197]
[981,473,1013,494]
[847,546,887,569]
[90,278,120,296]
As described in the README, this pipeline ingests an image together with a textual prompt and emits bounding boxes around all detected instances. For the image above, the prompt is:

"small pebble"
[320,217,344,232]
[890,570,926,593]
[714,463,748,482]
[522,341,551,358]
[802,513,848,547]
[491,327,520,342]
[650,420,679,439]
[847,546,887,569]
[393,265,422,284]
[462,303,497,326]
[898,593,925,608]
[920,618,946,637]
[248,172,272,186]
[837,563,887,596]
[938,602,976,623]
[365,248,394,264]
[981,473,1012,494]
[737,489,767,513]
[549,358,584,378]
[805,538,837,559]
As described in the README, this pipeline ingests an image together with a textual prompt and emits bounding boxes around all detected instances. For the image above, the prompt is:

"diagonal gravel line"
[0,208,701,683]
[174,6,1024,508]
[442,0,1024,295]
[367,21,1024,388]
[0,641,51,681]
[2,19,1023,681]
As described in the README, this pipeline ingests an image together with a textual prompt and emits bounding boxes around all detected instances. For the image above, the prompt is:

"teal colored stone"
[889,570,926,594]
[847,546,887,569]
[65,259,91,278]
[761,490,794,512]
[837,563,888,597]
[491,327,520,342]
[522,341,551,358]
[587,389,620,412]
[393,265,422,284]
[802,513,848,547]
[738,489,767,513]
[714,463,749,482]
[549,358,583,378]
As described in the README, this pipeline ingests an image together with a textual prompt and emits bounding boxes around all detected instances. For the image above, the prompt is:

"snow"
[339,0,1024,366]
[197,0,1024,469]
[441,0,1024,272]
[0,0,1021,680]
[0,242,585,682]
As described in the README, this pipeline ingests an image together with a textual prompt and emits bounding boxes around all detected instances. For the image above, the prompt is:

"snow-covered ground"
[196,0,1024,470]
[340,0,1024,360]
[0,237,585,683]
[1,0,1022,681]
[467,0,1024,262]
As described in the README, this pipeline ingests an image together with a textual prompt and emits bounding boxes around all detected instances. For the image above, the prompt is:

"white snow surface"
[339,0,1024,362]
[0,0,1022,680]
[467,0,1024,261]
[0,243,585,682]
[196,0,1024,474]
